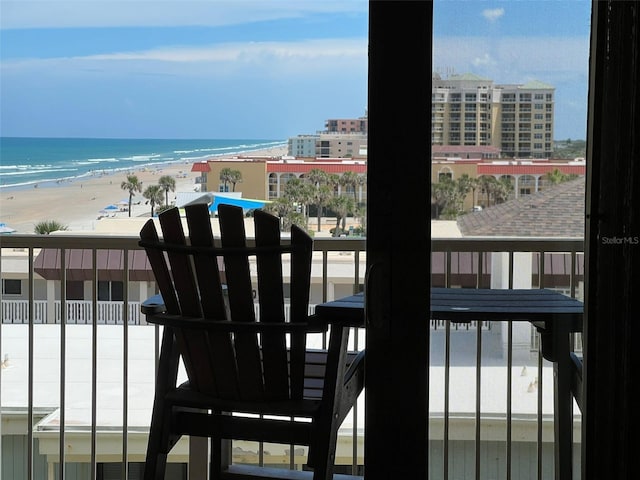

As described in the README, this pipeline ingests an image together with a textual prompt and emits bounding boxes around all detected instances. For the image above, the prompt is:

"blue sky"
[0,1,591,140]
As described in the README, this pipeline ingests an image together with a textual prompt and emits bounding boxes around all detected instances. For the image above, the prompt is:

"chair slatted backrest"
[140,203,313,402]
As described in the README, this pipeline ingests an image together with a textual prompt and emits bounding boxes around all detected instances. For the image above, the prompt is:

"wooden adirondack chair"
[139,204,364,480]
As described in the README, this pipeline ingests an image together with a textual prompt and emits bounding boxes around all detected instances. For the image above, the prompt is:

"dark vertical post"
[367,1,432,478]
[583,1,640,478]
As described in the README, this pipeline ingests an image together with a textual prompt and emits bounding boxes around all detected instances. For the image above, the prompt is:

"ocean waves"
[0,138,285,190]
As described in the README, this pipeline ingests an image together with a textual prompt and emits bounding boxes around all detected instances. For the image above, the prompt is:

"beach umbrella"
[99,204,120,216]
[0,222,16,234]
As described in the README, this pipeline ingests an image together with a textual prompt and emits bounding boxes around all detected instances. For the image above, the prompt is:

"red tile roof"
[191,162,211,172]
[267,163,367,174]
[433,145,501,154]
[477,164,585,175]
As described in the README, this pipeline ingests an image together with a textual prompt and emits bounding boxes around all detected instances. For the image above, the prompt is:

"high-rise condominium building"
[432,73,554,158]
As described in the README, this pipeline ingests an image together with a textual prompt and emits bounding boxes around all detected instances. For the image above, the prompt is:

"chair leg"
[310,327,350,479]
[310,433,337,480]
[144,399,173,480]
[145,328,181,480]
[144,453,168,480]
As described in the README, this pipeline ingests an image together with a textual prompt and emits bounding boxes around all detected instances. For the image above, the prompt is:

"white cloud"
[81,38,366,63]
[0,0,367,29]
[482,8,505,22]
[472,53,496,67]
[434,36,589,84]
[1,38,368,78]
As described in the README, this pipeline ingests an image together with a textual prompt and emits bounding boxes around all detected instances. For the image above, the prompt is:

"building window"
[66,281,84,300]
[438,167,453,181]
[98,281,124,301]
[2,279,21,295]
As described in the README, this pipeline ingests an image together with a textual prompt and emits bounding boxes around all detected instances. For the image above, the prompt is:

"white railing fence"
[0,234,584,480]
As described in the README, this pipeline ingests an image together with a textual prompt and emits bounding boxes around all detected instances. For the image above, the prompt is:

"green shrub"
[34,220,68,235]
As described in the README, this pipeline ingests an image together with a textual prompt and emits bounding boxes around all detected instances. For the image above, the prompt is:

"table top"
[314,287,583,330]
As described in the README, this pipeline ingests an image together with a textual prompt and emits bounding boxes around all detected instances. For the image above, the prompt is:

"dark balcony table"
[314,287,583,480]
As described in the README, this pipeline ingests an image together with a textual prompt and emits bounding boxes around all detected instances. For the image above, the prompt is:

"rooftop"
[520,79,555,90]
[457,177,585,237]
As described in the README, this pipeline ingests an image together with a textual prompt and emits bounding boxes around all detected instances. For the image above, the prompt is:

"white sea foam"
[87,157,119,163]
[122,154,162,161]
[1,168,78,176]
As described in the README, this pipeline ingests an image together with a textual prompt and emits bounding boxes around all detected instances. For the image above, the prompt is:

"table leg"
[552,322,573,480]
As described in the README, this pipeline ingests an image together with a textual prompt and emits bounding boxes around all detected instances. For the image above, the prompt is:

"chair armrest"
[141,294,166,315]
[308,312,364,329]
[146,313,328,334]
[141,289,227,315]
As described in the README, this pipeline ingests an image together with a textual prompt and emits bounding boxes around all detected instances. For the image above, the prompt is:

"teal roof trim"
[520,80,554,89]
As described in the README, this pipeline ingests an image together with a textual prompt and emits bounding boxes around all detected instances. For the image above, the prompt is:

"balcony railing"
[0,233,583,479]
[2,300,142,324]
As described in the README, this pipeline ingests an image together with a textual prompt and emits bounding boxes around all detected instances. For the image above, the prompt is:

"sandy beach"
[0,146,287,234]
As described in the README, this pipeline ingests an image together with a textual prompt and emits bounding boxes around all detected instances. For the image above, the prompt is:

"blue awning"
[208,196,269,213]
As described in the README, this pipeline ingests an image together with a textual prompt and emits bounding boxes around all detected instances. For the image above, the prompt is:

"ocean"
[0,137,286,190]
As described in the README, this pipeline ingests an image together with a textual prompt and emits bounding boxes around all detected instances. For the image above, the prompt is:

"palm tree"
[339,171,361,200]
[456,174,477,211]
[263,196,307,232]
[431,178,457,219]
[121,174,143,217]
[282,177,313,227]
[495,176,514,203]
[228,169,243,192]
[306,169,334,232]
[219,167,234,192]
[330,194,356,236]
[143,184,164,217]
[544,168,570,186]
[477,175,498,208]
[158,175,176,207]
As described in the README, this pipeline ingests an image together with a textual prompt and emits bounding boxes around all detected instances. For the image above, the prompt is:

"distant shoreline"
[0,138,287,192]
[0,145,287,234]
[0,157,196,194]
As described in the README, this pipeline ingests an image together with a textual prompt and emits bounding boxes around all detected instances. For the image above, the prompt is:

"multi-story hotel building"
[287,135,318,157]
[288,132,367,159]
[432,73,555,158]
